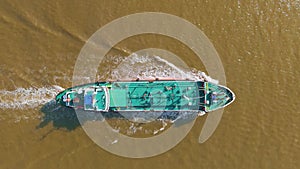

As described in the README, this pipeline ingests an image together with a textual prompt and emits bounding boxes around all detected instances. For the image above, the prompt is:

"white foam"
[110,54,218,83]
[0,86,64,109]
[0,55,218,112]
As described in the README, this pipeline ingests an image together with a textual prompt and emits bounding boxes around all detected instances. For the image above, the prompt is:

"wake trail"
[0,86,64,110]
[110,54,218,83]
[0,55,217,110]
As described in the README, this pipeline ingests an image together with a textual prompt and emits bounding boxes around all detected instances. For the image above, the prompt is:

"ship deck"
[204,82,234,112]
[56,80,235,113]
[108,81,205,111]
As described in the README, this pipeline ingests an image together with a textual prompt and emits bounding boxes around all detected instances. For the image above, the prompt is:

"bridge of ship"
[64,86,109,111]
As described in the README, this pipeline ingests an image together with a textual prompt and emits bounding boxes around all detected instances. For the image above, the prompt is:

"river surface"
[0,0,299,169]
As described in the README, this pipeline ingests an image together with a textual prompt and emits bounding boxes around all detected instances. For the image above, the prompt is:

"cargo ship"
[55,78,235,114]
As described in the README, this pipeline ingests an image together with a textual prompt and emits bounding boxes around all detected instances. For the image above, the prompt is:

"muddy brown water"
[0,0,299,169]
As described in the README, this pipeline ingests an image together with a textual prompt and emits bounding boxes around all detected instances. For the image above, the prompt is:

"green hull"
[55,80,235,113]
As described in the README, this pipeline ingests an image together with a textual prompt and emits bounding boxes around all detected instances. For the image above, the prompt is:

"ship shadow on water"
[37,100,198,132]
[37,100,126,131]
[37,100,80,131]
